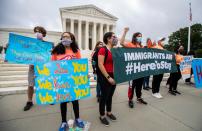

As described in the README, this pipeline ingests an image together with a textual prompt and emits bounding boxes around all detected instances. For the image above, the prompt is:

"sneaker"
[137,98,147,105]
[107,113,117,121]
[128,100,134,108]
[75,118,85,128]
[152,93,161,99]
[23,101,33,111]
[99,117,109,126]
[157,93,163,98]
[168,90,176,96]
[173,90,181,95]
[143,87,149,91]
[59,122,67,131]
[189,82,195,85]
[148,86,152,89]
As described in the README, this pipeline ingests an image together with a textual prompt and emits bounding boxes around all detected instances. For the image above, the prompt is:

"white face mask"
[35,32,43,40]
[61,39,72,46]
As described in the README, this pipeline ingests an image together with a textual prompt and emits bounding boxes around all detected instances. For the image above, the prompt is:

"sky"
[0,0,202,44]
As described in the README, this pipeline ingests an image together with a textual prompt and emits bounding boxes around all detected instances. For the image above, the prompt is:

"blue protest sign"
[192,59,202,88]
[34,58,90,105]
[5,33,53,64]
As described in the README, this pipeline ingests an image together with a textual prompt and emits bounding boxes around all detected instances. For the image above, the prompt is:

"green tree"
[166,23,202,56]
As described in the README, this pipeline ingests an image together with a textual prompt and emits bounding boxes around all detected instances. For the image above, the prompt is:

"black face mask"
[179,50,184,54]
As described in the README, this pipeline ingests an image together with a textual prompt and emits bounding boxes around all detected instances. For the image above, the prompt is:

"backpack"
[92,46,108,75]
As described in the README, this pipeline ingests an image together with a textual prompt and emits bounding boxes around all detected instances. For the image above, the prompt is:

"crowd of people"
[19,26,194,131]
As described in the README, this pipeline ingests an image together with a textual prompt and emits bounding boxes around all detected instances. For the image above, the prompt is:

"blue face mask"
[136,37,142,43]
[62,39,72,46]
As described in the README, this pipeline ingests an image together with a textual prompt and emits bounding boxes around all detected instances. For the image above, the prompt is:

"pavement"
[0,80,202,131]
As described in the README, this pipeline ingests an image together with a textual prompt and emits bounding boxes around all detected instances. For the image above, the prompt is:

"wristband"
[107,75,110,79]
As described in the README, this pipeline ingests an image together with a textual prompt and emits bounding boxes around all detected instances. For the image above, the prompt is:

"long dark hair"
[51,32,79,55]
[93,41,103,51]
[132,32,142,44]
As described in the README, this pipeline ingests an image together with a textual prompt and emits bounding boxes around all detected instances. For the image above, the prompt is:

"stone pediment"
[60,4,118,20]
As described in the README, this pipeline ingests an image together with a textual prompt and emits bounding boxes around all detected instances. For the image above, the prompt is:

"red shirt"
[98,47,113,73]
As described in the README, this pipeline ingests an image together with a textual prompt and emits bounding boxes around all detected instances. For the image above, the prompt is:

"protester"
[91,41,104,102]
[169,45,184,95]
[23,26,47,111]
[98,32,118,126]
[151,37,166,99]
[120,27,148,108]
[51,32,84,130]
[143,38,152,91]
[185,50,195,85]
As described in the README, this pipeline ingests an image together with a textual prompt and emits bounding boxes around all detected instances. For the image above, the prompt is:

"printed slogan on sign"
[34,58,90,105]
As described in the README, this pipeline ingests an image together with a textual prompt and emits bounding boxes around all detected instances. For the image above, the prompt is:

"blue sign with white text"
[5,33,53,64]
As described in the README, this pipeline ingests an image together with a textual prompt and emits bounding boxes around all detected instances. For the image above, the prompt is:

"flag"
[189,2,192,22]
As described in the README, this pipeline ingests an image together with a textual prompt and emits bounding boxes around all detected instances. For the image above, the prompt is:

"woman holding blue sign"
[51,32,84,130]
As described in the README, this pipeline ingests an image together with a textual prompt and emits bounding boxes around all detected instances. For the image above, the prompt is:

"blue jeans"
[143,76,150,88]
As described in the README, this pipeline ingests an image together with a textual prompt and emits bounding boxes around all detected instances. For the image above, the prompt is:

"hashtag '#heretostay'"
[125,62,133,75]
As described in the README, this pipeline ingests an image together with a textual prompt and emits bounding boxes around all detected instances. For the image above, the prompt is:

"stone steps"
[0,63,28,67]
[0,71,28,76]
[0,67,29,71]
[0,80,28,88]
[0,75,27,81]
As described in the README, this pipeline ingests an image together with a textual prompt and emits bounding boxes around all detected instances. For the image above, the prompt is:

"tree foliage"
[166,23,202,57]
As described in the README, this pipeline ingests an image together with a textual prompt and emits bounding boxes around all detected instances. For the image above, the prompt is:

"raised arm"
[120,27,129,47]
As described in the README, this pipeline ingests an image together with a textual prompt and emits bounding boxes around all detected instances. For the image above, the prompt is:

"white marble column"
[78,20,82,49]
[85,21,89,50]
[92,22,97,50]
[62,19,66,32]
[70,19,74,34]
[112,24,116,32]
[99,23,103,41]
[106,24,110,32]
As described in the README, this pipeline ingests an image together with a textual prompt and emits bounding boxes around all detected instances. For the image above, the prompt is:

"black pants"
[166,75,171,85]
[152,74,164,93]
[98,72,116,116]
[128,77,144,100]
[60,100,79,122]
[169,65,181,91]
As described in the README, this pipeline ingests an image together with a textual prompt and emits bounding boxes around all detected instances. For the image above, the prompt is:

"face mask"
[178,48,184,54]
[36,32,43,40]
[62,39,72,46]
[112,37,118,46]
[136,37,142,43]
